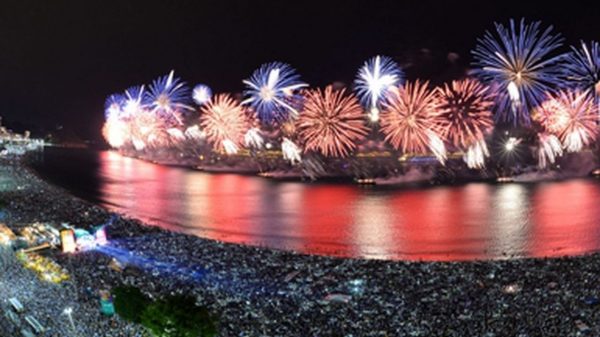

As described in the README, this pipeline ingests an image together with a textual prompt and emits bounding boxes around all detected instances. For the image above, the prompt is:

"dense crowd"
[2,157,600,336]
[0,246,143,337]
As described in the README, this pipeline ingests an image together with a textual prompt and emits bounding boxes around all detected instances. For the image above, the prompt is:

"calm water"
[31,147,600,261]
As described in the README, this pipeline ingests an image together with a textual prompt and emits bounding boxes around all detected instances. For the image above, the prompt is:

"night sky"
[1,0,599,142]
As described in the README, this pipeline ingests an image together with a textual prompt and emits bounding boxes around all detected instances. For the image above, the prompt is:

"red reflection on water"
[200,174,261,244]
[390,185,491,261]
[299,185,357,257]
[98,151,600,261]
[102,152,184,231]
[530,180,600,257]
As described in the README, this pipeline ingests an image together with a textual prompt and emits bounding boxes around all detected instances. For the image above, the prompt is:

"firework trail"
[296,86,368,157]
[244,128,264,149]
[222,139,239,155]
[536,133,563,169]
[463,139,490,169]
[184,125,206,141]
[301,156,327,180]
[132,138,146,151]
[166,128,186,142]
[281,137,302,164]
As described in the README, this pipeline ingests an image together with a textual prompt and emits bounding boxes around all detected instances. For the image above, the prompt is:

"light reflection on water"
[34,149,600,261]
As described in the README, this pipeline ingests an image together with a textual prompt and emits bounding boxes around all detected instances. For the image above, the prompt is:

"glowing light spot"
[507,81,520,103]
[505,137,519,151]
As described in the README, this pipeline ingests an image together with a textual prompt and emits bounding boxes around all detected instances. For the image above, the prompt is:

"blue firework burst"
[242,62,308,124]
[145,70,193,123]
[192,84,212,105]
[122,85,145,116]
[354,55,404,122]
[561,41,600,96]
[471,18,565,125]
[104,94,125,119]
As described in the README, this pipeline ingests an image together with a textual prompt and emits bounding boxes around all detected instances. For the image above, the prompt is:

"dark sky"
[1,0,599,141]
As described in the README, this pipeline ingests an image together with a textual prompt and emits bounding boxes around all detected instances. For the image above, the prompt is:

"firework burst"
[354,55,404,122]
[192,84,212,105]
[132,113,162,138]
[242,62,307,123]
[535,90,598,152]
[471,19,564,125]
[296,86,368,158]
[128,111,169,149]
[123,85,145,116]
[562,41,600,96]
[105,94,125,119]
[140,113,172,148]
[102,118,129,148]
[146,70,193,124]
[380,80,447,163]
[436,78,494,150]
[200,94,248,154]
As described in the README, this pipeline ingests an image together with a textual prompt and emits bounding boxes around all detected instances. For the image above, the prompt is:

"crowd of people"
[0,245,143,337]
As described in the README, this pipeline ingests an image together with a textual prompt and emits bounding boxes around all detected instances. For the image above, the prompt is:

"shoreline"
[3,156,600,336]
[117,145,600,185]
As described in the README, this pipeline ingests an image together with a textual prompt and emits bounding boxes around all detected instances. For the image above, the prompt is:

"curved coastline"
[3,155,600,335]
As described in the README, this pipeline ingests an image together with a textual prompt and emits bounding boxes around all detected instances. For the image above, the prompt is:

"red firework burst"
[129,112,169,148]
[436,78,494,149]
[296,86,368,157]
[380,80,444,154]
[534,90,599,152]
[534,98,569,134]
[200,94,249,152]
